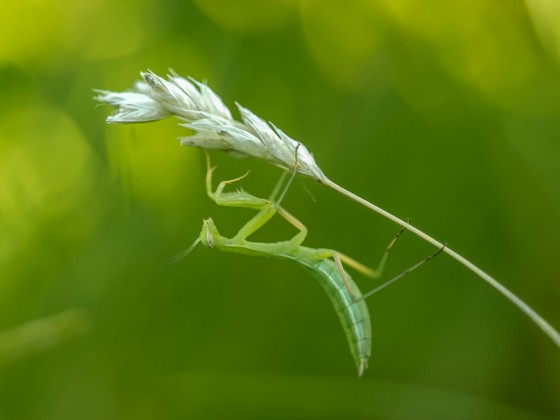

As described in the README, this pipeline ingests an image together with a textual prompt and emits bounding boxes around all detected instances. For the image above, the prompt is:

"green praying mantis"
[178,154,443,376]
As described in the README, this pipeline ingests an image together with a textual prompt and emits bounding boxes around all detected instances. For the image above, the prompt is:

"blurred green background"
[1,0,560,418]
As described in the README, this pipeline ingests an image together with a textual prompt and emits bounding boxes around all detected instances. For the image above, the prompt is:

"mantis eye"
[204,230,214,249]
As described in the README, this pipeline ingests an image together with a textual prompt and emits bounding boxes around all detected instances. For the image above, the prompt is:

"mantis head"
[169,217,221,263]
[200,218,220,249]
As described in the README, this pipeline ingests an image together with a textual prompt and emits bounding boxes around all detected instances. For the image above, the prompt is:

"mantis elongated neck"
[322,177,560,348]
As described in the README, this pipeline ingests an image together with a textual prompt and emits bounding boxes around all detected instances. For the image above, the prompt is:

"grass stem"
[323,177,560,348]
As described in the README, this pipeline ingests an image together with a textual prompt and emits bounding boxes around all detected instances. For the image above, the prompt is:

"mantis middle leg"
[337,223,409,280]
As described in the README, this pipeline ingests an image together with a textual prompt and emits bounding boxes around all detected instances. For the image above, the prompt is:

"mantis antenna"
[169,236,201,264]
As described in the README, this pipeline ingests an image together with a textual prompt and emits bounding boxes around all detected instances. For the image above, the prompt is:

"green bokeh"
[1,0,559,418]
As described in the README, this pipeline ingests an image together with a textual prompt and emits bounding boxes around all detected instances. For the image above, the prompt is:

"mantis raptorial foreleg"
[204,154,307,246]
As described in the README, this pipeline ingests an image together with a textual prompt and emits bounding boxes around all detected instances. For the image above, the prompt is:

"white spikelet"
[95,70,325,182]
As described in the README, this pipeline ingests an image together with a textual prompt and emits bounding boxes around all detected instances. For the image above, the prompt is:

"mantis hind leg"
[331,244,446,303]
[329,223,444,301]
[358,245,446,301]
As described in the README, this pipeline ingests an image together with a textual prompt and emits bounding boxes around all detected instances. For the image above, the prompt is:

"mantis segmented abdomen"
[301,258,371,376]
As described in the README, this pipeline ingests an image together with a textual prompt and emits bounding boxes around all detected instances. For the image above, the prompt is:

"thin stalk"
[323,177,560,348]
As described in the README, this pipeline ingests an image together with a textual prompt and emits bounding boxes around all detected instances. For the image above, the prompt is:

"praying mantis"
[179,154,443,376]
